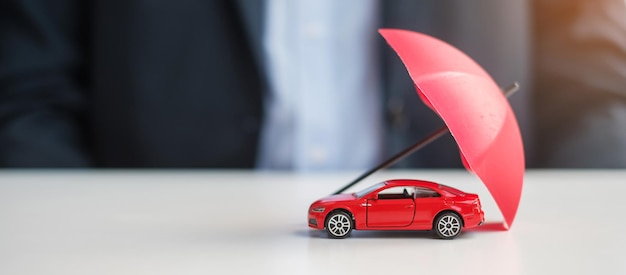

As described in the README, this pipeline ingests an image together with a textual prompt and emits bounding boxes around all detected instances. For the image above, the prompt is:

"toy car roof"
[384,179,440,188]
[383,180,468,197]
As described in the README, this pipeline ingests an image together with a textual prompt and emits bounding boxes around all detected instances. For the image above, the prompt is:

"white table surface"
[0,170,625,275]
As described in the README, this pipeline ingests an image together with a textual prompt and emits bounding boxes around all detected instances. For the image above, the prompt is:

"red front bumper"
[308,212,324,229]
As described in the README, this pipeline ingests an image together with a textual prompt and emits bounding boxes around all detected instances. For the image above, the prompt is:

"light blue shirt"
[257,0,382,171]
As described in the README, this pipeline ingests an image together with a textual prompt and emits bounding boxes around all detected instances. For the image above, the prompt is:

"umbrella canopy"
[380,29,525,230]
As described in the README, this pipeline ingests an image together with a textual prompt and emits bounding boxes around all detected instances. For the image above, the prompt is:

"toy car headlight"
[311,207,325,213]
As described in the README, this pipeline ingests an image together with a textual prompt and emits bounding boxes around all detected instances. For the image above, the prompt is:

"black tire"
[325,211,353,239]
[433,212,462,239]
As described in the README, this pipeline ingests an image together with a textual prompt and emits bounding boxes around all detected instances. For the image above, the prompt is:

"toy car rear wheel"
[325,211,353,239]
[434,212,462,239]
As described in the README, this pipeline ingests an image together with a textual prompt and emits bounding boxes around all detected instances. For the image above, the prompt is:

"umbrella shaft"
[331,83,520,195]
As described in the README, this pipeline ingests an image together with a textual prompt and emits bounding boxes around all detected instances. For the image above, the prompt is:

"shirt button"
[304,23,324,39]
[310,146,328,164]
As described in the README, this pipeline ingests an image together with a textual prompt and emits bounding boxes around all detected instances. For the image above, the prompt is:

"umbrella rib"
[332,82,519,195]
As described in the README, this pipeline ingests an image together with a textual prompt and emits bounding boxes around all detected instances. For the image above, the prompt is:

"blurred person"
[533,0,626,167]
[0,0,530,169]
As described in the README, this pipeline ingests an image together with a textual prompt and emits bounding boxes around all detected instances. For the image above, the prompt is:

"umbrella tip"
[503,82,520,98]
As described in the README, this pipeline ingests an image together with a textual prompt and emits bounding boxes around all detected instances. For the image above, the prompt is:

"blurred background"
[1,0,625,170]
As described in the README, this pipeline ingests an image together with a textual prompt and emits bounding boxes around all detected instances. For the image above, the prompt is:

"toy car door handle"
[406,205,414,208]
[361,203,371,207]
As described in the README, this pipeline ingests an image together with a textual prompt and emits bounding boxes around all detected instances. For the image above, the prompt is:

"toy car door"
[412,187,445,228]
[366,186,415,227]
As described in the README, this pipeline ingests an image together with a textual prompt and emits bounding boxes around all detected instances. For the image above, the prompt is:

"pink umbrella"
[380,29,524,230]
[334,29,524,230]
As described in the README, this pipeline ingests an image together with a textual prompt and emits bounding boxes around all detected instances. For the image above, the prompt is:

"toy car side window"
[377,186,414,200]
[415,187,441,198]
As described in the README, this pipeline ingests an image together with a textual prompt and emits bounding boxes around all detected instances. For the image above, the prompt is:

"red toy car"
[308,179,485,239]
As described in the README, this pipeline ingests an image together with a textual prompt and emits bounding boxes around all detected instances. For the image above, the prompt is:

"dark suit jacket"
[0,0,530,168]
[533,0,626,167]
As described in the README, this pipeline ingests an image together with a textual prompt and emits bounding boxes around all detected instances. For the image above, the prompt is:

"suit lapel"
[380,0,437,106]
[379,1,463,168]
[233,0,266,77]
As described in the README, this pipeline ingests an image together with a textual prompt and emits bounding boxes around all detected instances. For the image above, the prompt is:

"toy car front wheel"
[325,211,353,239]
[434,212,462,239]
